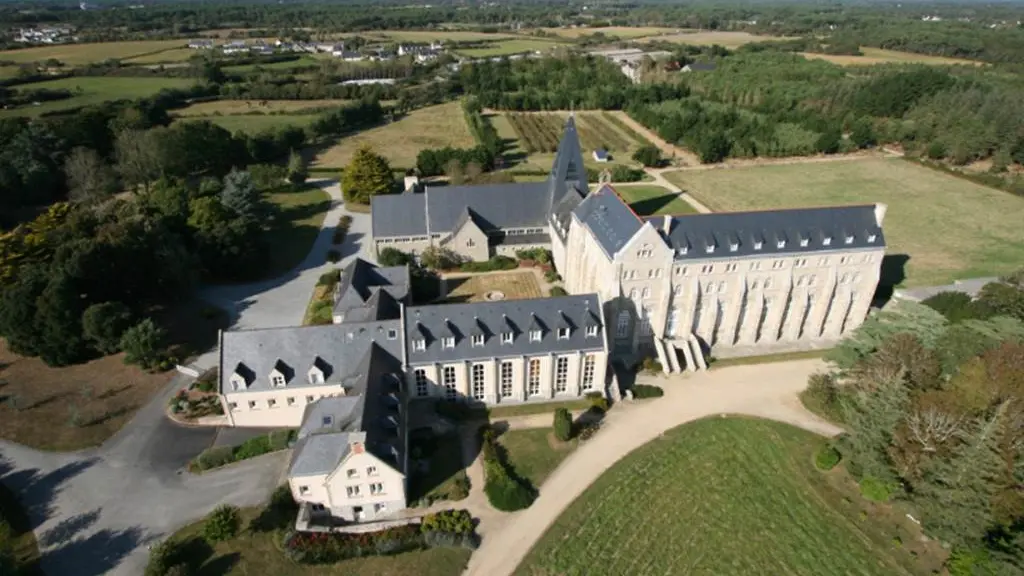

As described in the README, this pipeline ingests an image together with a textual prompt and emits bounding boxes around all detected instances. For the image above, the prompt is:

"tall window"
[471,364,485,400]
[442,366,457,400]
[666,309,679,338]
[581,355,596,391]
[840,292,858,334]
[776,294,793,341]
[528,358,541,396]
[555,357,569,393]
[414,369,428,397]
[756,296,771,342]
[639,307,652,336]
[616,311,630,338]
[711,299,726,345]
[500,361,513,398]
[798,294,815,339]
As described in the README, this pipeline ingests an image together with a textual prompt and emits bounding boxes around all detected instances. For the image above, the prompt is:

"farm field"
[615,185,698,216]
[173,99,354,116]
[0,76,198,118]
[801,47,983,66]
[0,65,21,79]
[224,55,327,73]
[516,417,942,576]
[187,114,320,134]
[0,39,186,65]
[664,158,1024,287]
[314,101,475,169]
[122,47,197,64]
[454,38,565,58]
[641,30,794,48]
[535,26,680,39]
[365,29,522,42]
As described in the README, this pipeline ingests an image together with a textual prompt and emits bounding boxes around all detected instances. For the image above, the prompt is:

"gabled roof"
[334,258,409,319]
[371,193,427,238]
[425,182,552,233]
[549,116,588,201]
[572,185,643,258]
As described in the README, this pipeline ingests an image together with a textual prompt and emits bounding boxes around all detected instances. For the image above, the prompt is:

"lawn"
[369,30,521,42]
[454,39,565,58]
[499,428,576,489]
[641,30,794,48]
[615,184,698,216]
[516,417,944,576]
[164,507,472,576]
[441,271,544,303]
[186,114,320,135]
[0,76,198,118]
[409,428,469,505]
[0,40,187,65]
[223,55,325,73]
[122,47,198,64]
[0,340,174,451]
[664,158,1024,287]
[263,185,332,278]
[535,26,679,39]
[801,47,983,67]
[314,101,475,170]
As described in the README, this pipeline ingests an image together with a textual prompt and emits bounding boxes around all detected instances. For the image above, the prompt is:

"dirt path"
[463,358,839,576]
[604,111,702,166]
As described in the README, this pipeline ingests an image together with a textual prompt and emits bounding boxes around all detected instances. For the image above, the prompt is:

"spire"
[548,115,588,201]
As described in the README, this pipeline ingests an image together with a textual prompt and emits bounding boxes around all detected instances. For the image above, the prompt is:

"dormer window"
[776,239,786,249]
[501,332,513,344]
[705,244,715,254]
[844,234,854,244]
[308,369,323,384]
[441,337,455,349]
[729,242,738,252]
[753,240,763,250]
[867,233,877,243]
[530,330,542,342]
[676,246,688,256]
[799,238,809,247]
[322,415,334,427]
[471,334,484,347]
[823,236,832,246]
[413,338,426,352]
[230,372,247,391]
[386,328,398,340]
[270,373,286,388]
[557,328,570,340]
[586,325,598,337]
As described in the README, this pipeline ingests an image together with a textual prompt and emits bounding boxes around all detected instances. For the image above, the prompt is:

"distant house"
[593,149,610,163]
[221,41,248,55]
[682,62,716,73]
[188,39,214,50]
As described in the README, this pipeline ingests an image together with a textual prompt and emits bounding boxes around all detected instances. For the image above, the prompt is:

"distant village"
[186,38,446,63]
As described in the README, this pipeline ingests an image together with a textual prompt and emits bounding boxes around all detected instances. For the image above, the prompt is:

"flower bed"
[169,368,224,420]
[281,509,479,564]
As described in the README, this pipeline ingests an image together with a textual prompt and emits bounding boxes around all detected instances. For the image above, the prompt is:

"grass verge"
[709,349,828,369]
[614,184,697,216]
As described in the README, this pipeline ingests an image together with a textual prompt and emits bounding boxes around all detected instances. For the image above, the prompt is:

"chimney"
[663,215,673,234]
[874,203,888,227]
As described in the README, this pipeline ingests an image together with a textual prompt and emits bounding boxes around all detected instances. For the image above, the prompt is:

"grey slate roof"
[289,432,355,477]
[492,232,551,246]
[334,258,409,319]
[549,116,588,199]
[425,182,552,233]
[405,294,605,364]
[551,188,586,240]
[219,320,403,394]
[656,204,886,260]
[371,192,427,238]
[572,185,644,258]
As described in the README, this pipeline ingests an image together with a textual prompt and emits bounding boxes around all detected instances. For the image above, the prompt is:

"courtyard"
[439,270,546,304]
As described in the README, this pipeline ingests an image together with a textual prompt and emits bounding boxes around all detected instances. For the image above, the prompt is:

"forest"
[804,275,1024,575]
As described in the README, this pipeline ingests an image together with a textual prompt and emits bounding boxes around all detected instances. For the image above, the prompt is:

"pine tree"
[838,375,909,484]
[342,145,395,205]
[219,168,261,218]
[287,149,307,185]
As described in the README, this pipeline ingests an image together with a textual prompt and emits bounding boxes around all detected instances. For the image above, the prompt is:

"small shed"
[682,62,717,73]
[592,149,610,163]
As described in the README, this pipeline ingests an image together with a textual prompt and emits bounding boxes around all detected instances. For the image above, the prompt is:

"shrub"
[815,444,842,471]
[544,269,561,282]
[640,356,663,374]
[120,318,168,370]
[234,435,272,460]
[82,301,133,355]
[610,164,644,182]
[459,256,517,273]
[631,384,664,399]
[585,391,609,412]
[421,246,462,270]
[144,540,180,576]
[859,476,891,502]
[164,565,191,576]
[420,509,474,535]
[449,475,471,500]
[326,249,341,263]
[378,247,413,267]
[203,505,240,543]
[483,460,535,511]
[552,407,573,442]
[577,421,601,441]
[801,372,843,422]
[192,446,233,471]
[317,269,340,287]
[632,145,662,167]
[514,247,551,264]
[195,379,216,393]
[549,286,567,297]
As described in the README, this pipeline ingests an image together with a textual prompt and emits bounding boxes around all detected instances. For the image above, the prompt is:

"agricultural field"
[173,99,353,116]
[0,39,187,66]
[664,158,1024,287]
[0,76,198,118]
[224,55,327,73]
[0,65,22,79]
[614,184,698,216]
[454,38,566,58]
[800,47,983,67]
[121,47,197,64]
[186,114,320,135]
[516,417,943,576]
[314,101,475,170]
[366,29,522,42]
[641,31,794,48]
[535,26,680,39]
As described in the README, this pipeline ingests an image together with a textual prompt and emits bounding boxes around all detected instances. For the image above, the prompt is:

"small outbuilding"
[593,149,610,163]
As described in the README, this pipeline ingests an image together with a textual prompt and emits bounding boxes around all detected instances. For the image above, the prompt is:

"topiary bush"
[552,407,573,442]
[326,249,342,263]
[483,460,535,512]
[203,505,240,543]
[815,444,842,471]
[585,391,609,413]
[631,384,664,399]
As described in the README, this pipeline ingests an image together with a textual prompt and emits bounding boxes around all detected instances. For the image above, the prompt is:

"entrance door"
[353,506,364,521]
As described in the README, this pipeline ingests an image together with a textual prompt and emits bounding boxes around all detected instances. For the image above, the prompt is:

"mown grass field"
[314,101,475,170]
[0,40,187,65]
[263,185,332,278]
[500,428,577,489]
[664,158,1024,287]
[801,47,983,66]
[122,47,197,64]
[535,26,679,39]
[640,30,794,48]
[454,38,565,58]
[0,76,197,118]
[615,185,698,216]
[365,29,521,42]
[516,417,941,576]
[187,114,319,134]
[223,55,327,73]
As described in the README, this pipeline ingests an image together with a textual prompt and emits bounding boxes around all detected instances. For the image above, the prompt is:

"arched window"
[616,311,631,338]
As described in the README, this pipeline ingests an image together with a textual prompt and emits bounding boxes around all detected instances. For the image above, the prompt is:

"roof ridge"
[669,202,879,218]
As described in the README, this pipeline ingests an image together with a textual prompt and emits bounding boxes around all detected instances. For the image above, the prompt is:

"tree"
[114,128,162,194]
[696,132,730,163]
[34,270,88,366]
[420,246,462,271]
[815,127,842,154]
[849,120,876,149]
[82,301,133,355]
[553,407,572,441]
[203,504,240,543]
[219,169,261,219]
[287,149,307,185]
[976,280,1024,322]
[378,247,413,267]
[342,145,395,205]
[120,319,167,370]
[922,291,991,324]
[65,147,117,204]
[631,145,662,167]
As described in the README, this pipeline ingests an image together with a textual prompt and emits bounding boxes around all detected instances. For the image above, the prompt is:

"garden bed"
[189,429,297,472]
[168,368,224,421]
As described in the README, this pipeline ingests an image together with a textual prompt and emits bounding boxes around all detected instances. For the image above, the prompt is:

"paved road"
[0,178,373,576]
[463,358,841,576]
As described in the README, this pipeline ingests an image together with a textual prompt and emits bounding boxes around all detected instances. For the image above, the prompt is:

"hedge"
[815,444,842,471]
[480,426,536,511]
[191,430,296,472]
[631,384,664,399]
[459,256,517,273]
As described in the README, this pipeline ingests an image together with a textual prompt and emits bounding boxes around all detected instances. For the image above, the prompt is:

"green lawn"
[264,185,332,278]
[454,39,564,58]
[517,417,942,576]
[186,113,320,135]
[615,184,698,216]
[664,158,1024,287]
[499,428,577,489]
[0,76,198,118]
[223,55,324,73]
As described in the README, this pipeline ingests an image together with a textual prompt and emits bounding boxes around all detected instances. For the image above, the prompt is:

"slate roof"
[425,182,552,233]
[334,258,409,319]
[371,193,426,238]
[289,432,355,477]
[656,205,886,260]
[492,232,551,246]
[219,320,403,395]
[405,294,605,364]
[572,185,644,258]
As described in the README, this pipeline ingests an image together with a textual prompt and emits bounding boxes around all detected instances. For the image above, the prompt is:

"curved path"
[464,358,840,576]
[0,179,374,576]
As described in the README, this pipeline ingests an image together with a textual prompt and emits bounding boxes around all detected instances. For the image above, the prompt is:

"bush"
[120,318,168,371]
[610,164,644,182]
[815,444,842,471]
[544,269,561,282]
[203,505,240,543]
[577,421,601,441]
[514,247,551,264]
[859,476,891,502]
[483,460,535,511]
[632,145,662,167]
[164,565,191,576]
[317,269,340,287]
[420,509,474,535]
[144,540,181,576]
[640,356,662,374]
[378,247,413,267]
[459,255,517,273]
[549,286,568,297]
[552,407,573,441]
[192,446,233,471]
[326,249,342,263]
[421,246,462,270]
[81,301,133,355]
[586,391,609,412]
[631,384,664,399]
[800,372,845,422]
